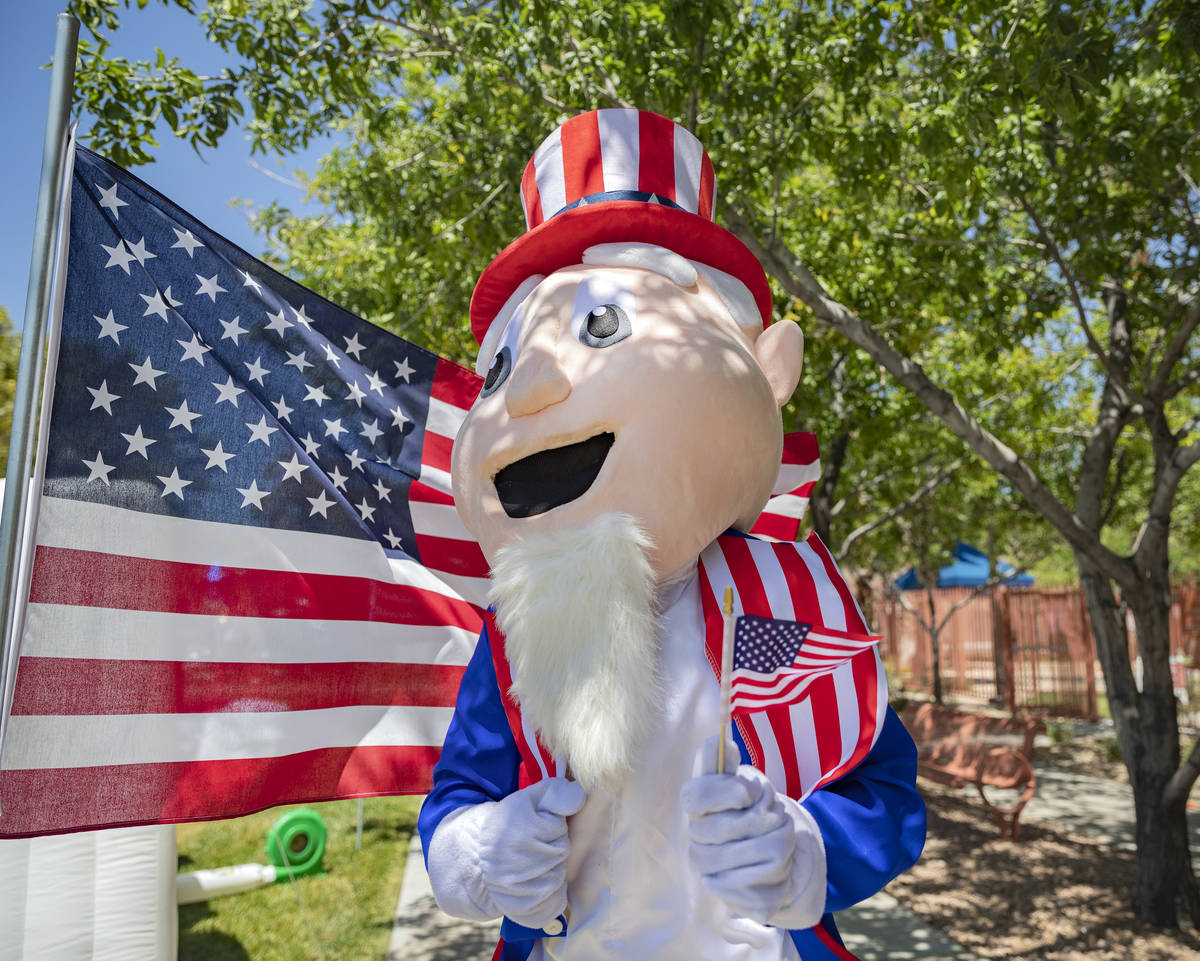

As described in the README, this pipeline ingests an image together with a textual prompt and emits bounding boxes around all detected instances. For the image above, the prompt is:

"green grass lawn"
[176,795,422,961]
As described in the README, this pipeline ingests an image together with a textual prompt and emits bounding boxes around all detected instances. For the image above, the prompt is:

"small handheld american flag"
[729,614,882,714]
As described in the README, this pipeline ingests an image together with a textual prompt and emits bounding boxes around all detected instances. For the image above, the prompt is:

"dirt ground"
[886,739,1200,961]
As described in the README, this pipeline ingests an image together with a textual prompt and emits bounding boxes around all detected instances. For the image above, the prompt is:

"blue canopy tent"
[894,542,1034,590]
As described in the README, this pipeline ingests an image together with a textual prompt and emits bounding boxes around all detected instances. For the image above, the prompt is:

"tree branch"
[720,204,1134,589]
[1150,296,1200,399]
[836,460,962,560]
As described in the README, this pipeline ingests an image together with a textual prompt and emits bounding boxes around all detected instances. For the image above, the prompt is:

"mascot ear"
[754,321,805,408]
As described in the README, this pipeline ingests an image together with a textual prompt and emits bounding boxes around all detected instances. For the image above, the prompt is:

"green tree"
[70,0,1200,926]
[0,307,22,473]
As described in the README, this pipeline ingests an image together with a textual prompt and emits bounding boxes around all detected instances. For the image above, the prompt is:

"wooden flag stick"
[716,586,735,774]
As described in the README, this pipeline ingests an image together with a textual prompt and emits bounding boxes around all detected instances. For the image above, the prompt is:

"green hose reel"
[266,808,327,881]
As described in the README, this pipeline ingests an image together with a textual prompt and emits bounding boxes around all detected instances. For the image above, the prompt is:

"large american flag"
[0,145,486,837]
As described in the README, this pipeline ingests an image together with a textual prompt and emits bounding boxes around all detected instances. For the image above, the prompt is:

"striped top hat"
[469,108,772,344]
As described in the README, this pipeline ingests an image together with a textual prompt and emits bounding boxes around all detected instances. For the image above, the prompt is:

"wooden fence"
[873,580,1200,719]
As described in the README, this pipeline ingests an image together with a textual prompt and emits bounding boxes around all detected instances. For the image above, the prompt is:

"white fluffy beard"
[488,512,661,793]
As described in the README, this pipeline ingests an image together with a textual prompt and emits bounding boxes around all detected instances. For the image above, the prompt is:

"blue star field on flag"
[733,614,814,673]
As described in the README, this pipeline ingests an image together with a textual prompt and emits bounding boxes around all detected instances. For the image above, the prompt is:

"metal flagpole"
[0,13,80,802]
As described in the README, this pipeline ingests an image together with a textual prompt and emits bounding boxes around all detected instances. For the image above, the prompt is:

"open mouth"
[494,432,615,519]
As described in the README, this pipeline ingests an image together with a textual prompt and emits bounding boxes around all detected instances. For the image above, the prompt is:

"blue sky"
[1,5,336,330]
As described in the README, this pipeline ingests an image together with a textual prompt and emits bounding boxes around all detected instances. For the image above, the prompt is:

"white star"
[219,316,247,344]
[212,376,245,406]
[328,466,349,491]
[87,380,120,415]
[347,449,366,472]
[238,268,263,294]
[195,273,227,302]
[129,356,166,390]
[201,441,235,472]
[141,286,182,321]
[94,309,127,344]
[360,419,383,444]
[356,498,376,522]
[346,380,367,407]
[390,404,409,429]
[343,333,366,359]
[303,384,329,406]
[177,334,211,365]
[96,182,128,218]
[120,425,155,458]
[383,528,403,549]
[292,303,314,329]
[265,308,292,336]
[246,416,278,445]
[157,467,192,500]
[272,395,294,422]
[236,480,269,510]
[285,350,313,372]
[171,227,204,256]
[82,451,115,485]
[366,370,386,395]
[126,236,156,265]
[321,343,341,368]
[165,400,202,432]
[393,356,415,382]
[307,490,336,518]
[323,418,347,440]
[278,454,308,483]
[372,479,392,502]
[101,240,135,274]
[300,433,321,456]
[244,357,269,385]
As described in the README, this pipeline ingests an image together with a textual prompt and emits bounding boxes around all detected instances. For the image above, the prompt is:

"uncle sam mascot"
[418,109,926,961]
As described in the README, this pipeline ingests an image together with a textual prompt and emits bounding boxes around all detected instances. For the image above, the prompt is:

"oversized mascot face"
[452,252,804,582]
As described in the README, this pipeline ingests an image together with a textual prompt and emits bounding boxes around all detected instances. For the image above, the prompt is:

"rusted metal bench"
[900,702,1042,840]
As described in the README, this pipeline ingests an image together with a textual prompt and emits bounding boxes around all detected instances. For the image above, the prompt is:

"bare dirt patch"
[887,779,1200,960]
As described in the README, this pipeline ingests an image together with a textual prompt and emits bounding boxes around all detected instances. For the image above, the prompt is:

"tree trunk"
[1078,553,1200,926]
[924,578,943,705]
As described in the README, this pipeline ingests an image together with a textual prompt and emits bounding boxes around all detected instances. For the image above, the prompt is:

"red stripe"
[806,532,867,632]
[410,479,455,505]
[422,429,453,472]
[559,111,605,203]
[29,546,481,633]
[0,744,439,838]
[765,704,802,797]
[806,673,844,779]
[781,430,819,466]
[11,658,465,716]
[637,112,677,200]
[697,150,715,219]
[521,159,544,228]
[814,920,863,961]
[415,533,490,578]
[722,537,771,615]
[485,613,543,790]
[773,540,823,623]
[749,511,800,542]
[432,357,482,409]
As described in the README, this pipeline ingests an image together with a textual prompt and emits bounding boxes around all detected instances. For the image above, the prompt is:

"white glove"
[681,736,827,928]
[426,777,586,929]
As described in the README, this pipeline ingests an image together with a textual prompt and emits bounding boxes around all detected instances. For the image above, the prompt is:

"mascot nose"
[505,341,572,416]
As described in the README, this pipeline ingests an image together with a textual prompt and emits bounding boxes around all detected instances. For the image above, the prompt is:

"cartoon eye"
[480,346,512,397]
[579,304,631,348]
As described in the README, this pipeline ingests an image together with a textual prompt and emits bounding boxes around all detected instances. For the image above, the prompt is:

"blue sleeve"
[417,625,522,866]
[804,707,926,912]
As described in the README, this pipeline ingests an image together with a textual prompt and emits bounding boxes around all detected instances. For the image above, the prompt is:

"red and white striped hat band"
[469,109,773,344]
[520,109,716,228]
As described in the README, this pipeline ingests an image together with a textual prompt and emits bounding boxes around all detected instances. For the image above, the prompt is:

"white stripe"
[382,554,476,601]
[747,711,787,793]
[597,108,641,193]
[533,126,566,220]
[746,540,795,619]
[21,604,477,665]
[672,124,704,213]
[418,463,454,492]
[698,541,744,617]
[761,494,811,520]
[772,458,821,495]
[426,397,467,440]
[872,646,889,749]
[410,500,469,540]
[429,570,489,610]
[833,662,861,769]
[36,495,390,579]
[797,541,846,630]
[789,697,823,799]
[521,709,550,781]
[2,704,455,770]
